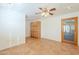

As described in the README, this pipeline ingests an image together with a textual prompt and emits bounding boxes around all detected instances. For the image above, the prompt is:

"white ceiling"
[0,3,79,19]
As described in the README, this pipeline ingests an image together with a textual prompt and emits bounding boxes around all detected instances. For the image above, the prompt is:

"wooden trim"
[62,16,77,20]
[61,17,78,47]
[74,17,78,47]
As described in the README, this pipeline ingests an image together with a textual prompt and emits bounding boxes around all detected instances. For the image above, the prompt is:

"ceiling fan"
[36,7,56,17]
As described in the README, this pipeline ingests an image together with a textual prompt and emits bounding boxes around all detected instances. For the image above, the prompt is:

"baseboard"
[41,37,61,42]
[0,40,25,51]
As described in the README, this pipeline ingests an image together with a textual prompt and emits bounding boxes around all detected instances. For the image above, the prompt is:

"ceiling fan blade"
[39,8,43,10]
[35,12,41,14]
[50,8,56,11]
[49,13,53,15]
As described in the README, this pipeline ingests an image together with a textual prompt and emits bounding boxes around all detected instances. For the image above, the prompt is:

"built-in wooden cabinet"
[30,21,41,39]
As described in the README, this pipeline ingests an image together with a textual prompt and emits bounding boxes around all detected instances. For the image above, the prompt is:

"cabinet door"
[31,21,41,39]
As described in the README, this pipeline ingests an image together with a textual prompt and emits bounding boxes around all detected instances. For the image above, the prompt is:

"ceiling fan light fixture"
[41,12,49,17]
[41,12,45,16]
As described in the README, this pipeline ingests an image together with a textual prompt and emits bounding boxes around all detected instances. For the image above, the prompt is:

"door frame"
[61,17,78,47]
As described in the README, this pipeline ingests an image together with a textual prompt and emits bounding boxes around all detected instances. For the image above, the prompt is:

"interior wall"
[40,12,79,46]
[0,6,25,50]
[25,20,32,37]
[41,16,61,41]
